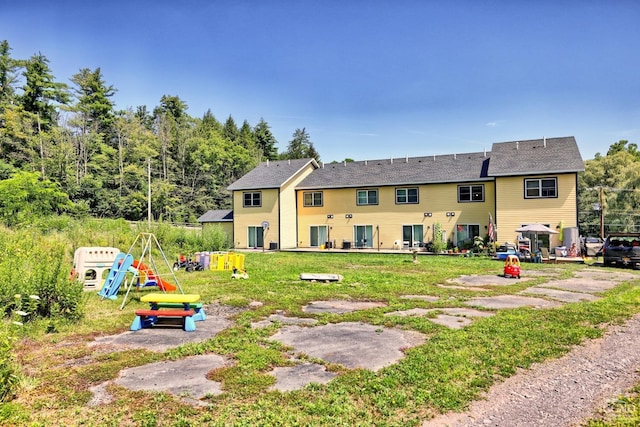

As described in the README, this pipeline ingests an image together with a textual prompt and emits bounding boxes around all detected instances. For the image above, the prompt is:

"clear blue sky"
[4,1,639,162]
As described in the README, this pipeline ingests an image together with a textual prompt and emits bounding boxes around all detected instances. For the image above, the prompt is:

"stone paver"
[465,294,562,310]
[302,300,386,314]
[269,363,337,391]
[520,287,598,303]
[270,322,426,371]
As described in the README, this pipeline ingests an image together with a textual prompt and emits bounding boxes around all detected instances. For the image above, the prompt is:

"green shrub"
[0,229,85,321]
[0,322,19,402]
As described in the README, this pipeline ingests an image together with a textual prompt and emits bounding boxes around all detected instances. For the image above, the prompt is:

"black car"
[600,233,640,268]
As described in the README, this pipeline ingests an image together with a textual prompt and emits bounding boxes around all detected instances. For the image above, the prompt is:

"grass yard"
[3,252,640,426]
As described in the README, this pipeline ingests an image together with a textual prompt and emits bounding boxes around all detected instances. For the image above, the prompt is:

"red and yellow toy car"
[503,254,521,279]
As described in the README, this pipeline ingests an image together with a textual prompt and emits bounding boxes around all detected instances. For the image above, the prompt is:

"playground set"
[72,236,248,332]
[71,247,121,291]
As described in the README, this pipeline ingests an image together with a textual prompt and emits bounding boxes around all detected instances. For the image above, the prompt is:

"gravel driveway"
[424,314,640,427]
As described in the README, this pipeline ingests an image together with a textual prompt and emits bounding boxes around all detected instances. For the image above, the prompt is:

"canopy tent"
[515,223,558,252]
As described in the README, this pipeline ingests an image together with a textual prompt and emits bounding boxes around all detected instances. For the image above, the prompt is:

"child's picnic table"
[130,293,201,332]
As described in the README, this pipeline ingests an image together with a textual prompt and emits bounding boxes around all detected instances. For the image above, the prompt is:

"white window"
[525,178,557,198]
[303,191,323,207]
[356,189,378,205]
[396,188,419,204]
[458,184,484,202]
[243,192,261,207]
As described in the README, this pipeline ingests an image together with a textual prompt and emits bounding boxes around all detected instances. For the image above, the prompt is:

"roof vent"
[288,159,291,165]
[343,160,346,167]
[516,141,519,150]
[543,136,546,148]
[266,159,269,166]
[484,148,487,157]
[454,153,457,160]
[365,160,368,166]
[390,157,393,164]
[405,155,408,163]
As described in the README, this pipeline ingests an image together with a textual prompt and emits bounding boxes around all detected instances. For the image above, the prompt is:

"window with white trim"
[458,184,484,202]
[243,191,261,207]
[525,178,557,198]
[396,187,419,204]
[356,189,378,205]
[303,191,323,207]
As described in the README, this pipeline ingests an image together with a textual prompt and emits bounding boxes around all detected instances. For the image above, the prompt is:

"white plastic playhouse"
[72,247,121,291]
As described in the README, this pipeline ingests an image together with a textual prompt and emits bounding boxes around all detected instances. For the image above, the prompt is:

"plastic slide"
[98,253,134,300]
[131,259,177,291]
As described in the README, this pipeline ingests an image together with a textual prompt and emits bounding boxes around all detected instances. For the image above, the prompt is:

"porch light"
[345,214,353,219]
[424,212,432,217]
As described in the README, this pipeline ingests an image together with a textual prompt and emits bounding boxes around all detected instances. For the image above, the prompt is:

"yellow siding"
[232,162,316,249]
[232,188,279,248]
[279,165,316,248]
[297,181,496,249]
[495,173,577,248]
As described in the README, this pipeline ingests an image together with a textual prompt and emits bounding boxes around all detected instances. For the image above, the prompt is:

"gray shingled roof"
[488,136,584,176]
[227,158,317,191]
[225,137,583,191]
[297,152,491,189]
[197,209,233,223]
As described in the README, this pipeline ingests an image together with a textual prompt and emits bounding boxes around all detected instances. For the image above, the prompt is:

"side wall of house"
[232,188,279,249]
[495,173,578,248]
[279,166,317,249]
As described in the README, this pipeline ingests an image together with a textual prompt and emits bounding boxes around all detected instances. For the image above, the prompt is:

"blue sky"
[4,1,639,162]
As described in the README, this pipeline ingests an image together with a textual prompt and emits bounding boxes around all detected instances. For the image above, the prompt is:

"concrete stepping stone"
[268,363,337,391]
[385,307,494,329]
[521,287,598,303]
[302,300,386,314]
[252,314,318,329]
[399,295,440,302]
[465,295,562,310]
[270,322,425,371]
[89,354,230,405]
[448,274,530,287]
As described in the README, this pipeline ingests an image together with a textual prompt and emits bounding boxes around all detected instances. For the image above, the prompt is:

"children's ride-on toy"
[503,254,521,279]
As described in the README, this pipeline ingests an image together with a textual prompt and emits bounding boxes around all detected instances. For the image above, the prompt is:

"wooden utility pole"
[599,186,604,239]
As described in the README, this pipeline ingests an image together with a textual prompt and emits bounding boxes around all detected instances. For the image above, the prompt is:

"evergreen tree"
[253,118,278,160]
[222,115,238,142]
[19,53,69,131]
[69,67,116,138]
[282,127,320,161]
[0,40,19,108]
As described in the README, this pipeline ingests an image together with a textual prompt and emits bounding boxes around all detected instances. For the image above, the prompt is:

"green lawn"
[3,252,640,427]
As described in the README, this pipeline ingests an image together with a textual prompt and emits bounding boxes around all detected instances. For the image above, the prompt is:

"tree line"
[579,140,640,236]
[0,40,321,223]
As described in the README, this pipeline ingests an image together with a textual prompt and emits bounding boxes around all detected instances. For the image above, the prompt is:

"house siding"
[232,188,279,248]
[279,165,316,248]
[495,173,578,248]
[297,181,496,249]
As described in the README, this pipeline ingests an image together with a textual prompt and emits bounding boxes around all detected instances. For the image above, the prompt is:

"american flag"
[488,213,496,242]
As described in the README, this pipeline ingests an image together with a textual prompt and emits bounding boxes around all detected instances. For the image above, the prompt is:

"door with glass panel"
[403,224,424,248]
[248,226,264,248]
[310,225,328,247]
[354,225,373,248]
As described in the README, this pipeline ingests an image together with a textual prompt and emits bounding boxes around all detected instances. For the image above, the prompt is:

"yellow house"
[223,136,584,252]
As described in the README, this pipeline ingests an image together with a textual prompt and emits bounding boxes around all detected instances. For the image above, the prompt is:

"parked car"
[600,233,640,268]
[581,236,603,257]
